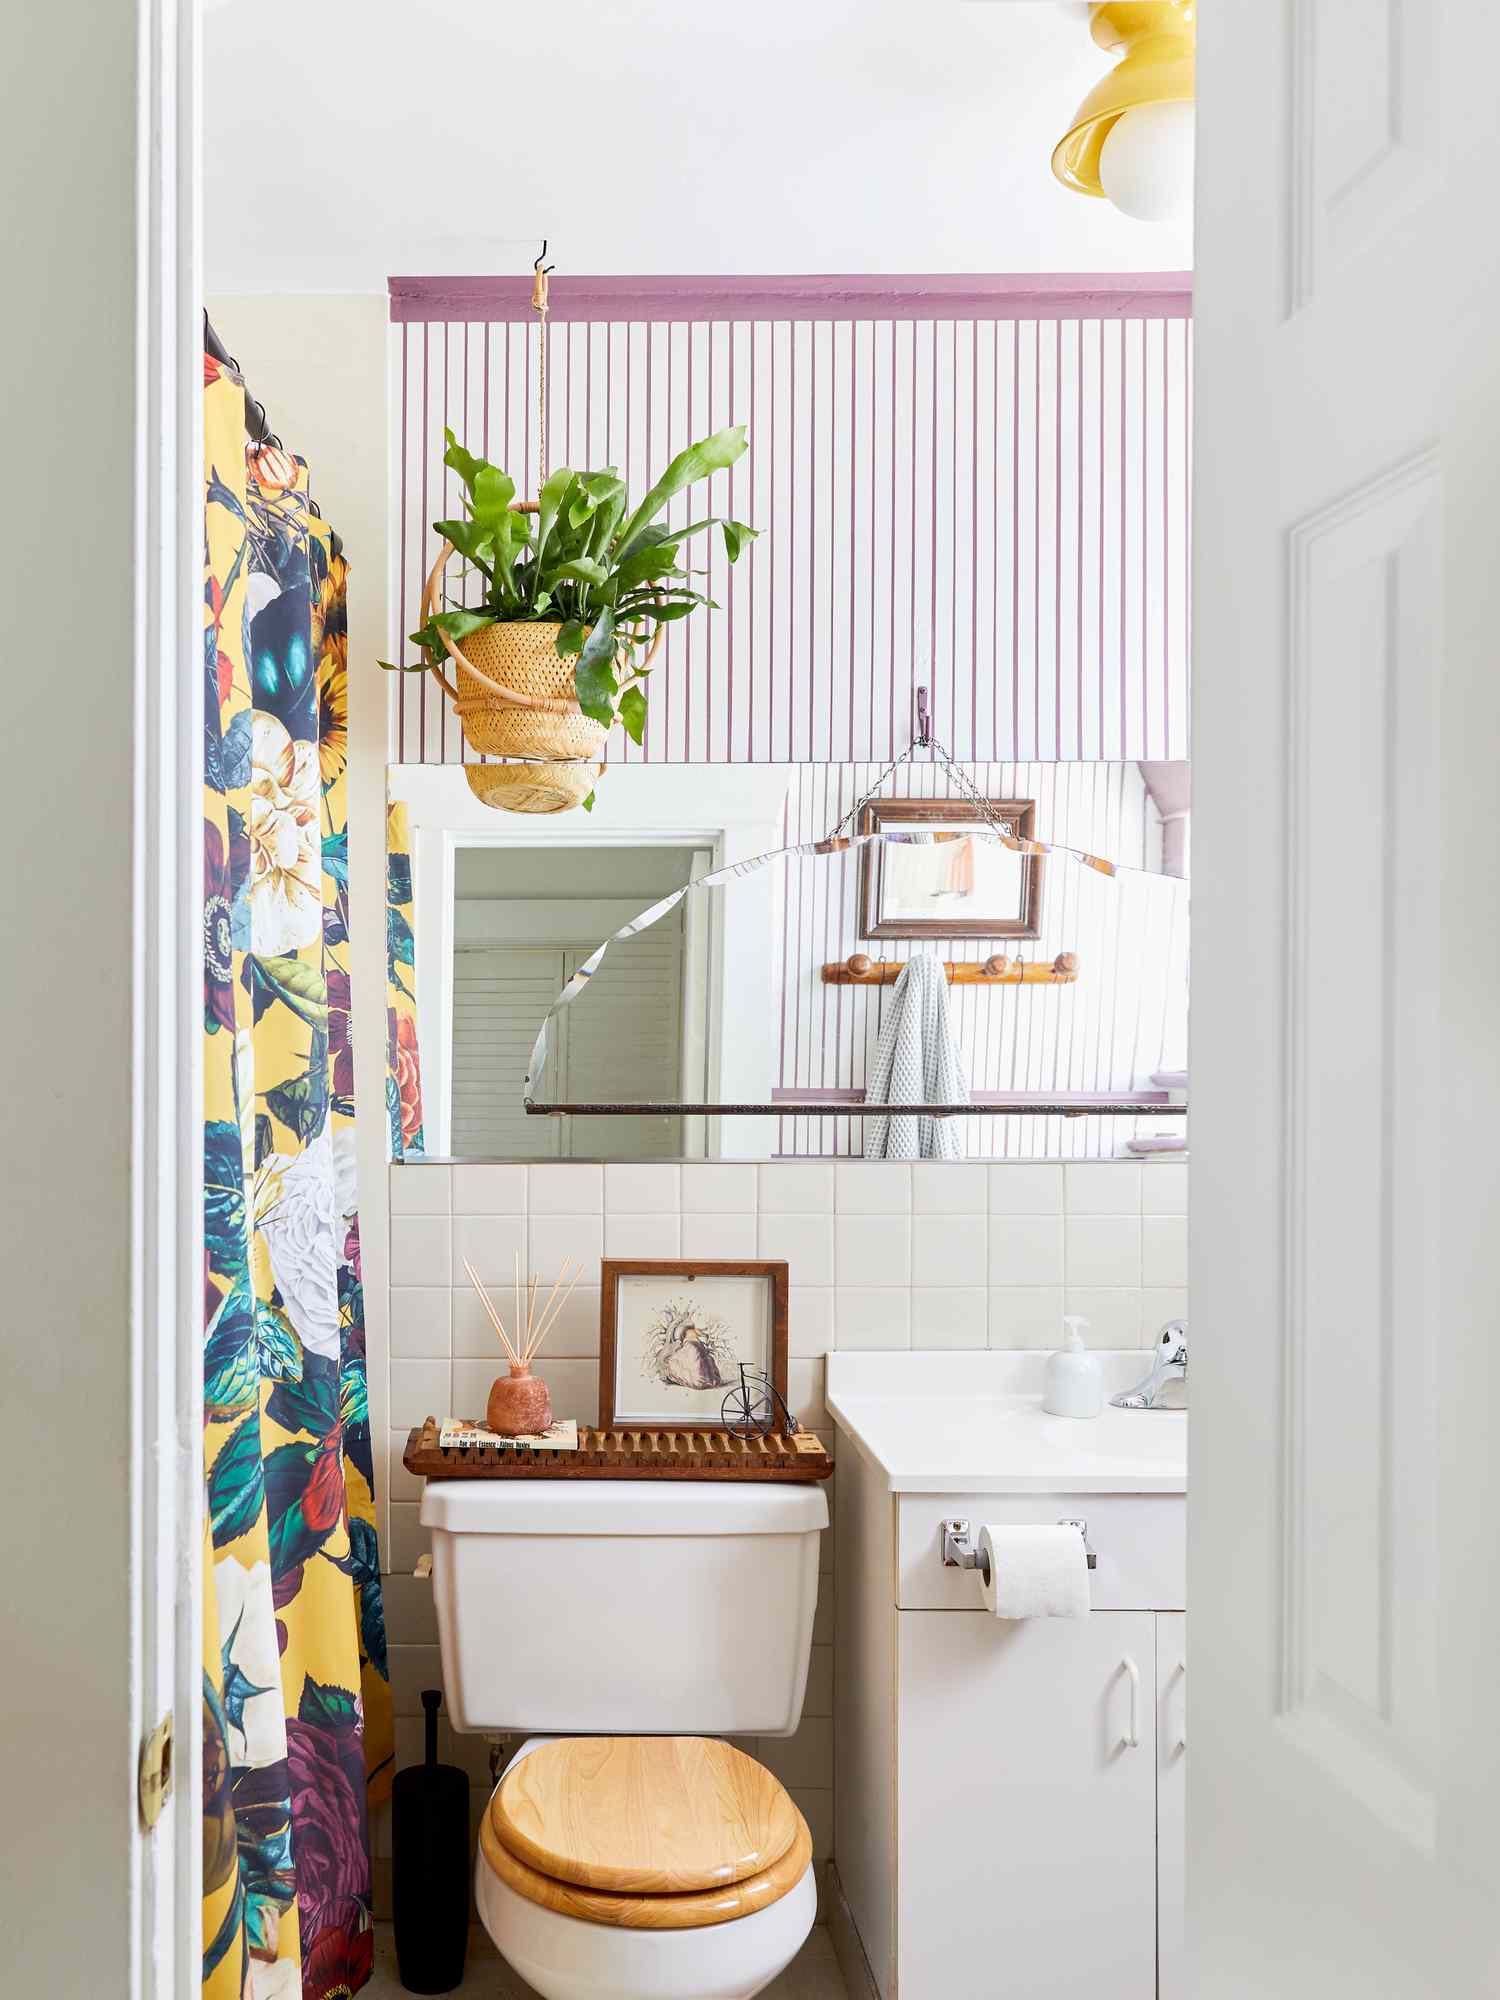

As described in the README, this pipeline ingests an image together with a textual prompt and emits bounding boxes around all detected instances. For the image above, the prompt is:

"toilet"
[421,1478,828,2000]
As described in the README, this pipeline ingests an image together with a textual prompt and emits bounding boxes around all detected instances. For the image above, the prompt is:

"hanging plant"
[382,425,756,757]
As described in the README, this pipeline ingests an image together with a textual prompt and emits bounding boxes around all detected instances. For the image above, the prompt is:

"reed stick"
[526,1258,583,1362]
[463,1257,520,1369]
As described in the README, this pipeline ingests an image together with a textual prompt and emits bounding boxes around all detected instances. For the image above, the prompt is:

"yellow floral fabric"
[202,362,390,2000]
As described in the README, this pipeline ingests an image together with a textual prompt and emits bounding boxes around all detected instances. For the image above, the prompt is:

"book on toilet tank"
[437,1417,579,1451]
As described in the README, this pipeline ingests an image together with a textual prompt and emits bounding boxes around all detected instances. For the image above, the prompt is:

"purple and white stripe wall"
[387,275,1192,768]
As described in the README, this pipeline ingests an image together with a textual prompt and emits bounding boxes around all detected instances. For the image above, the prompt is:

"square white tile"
[834,1287,911,1348]
[835,1162,911,1212]
[681,1212,758,1259]
[526,1163,603,1213]
[1063,1288,1142,1346]
[911,1214,987,1288]
[385,1432,423,1504]
[389,1215,452,1288]
[385,1503,429,1573]
[1142,1214,1188,1287]
[759,1162,835,1213]
[988,1286,1065,1348]
[529,1211,604,1281]
[786,1359,829,1431]
[988,1164,1064,1214]
[1065,1214,1142,1287]
[532,1283,601,1359]
[757,1715,832,1790]
[758,1212,834,1286]
[450,1164,526,1214]
[451,1212,527,1286]
[988,1213,1065,1285]
[681,1163,758,1212]
[789,1287,835,1359]
[389,1358,452,1429]
[388,1643,443,1717]
[380,1573,438,1649]
[604,1163,681,1214]
[1064,1162,1143,1213]
[605,1213,681,1258]
[1141,1162,1189,1214]
[835,1214,910,1287]
[912,1162,988,1212]
[389,1165,450,1215]
[388,1287,451,1360]
[911,1286,989,1349]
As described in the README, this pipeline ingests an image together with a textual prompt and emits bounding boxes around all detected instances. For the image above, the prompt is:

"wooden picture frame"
[599,1260,790,1432]
[857,796,1043,940]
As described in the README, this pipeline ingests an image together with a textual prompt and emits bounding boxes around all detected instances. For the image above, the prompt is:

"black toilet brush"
[392,1687,470,1993]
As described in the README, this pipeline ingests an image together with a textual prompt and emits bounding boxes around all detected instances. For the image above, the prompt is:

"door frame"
[137,0,206,1991]
[392,764,792,1159]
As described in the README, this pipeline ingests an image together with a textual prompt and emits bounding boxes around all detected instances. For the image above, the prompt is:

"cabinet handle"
[1170,1660,1186,1753]
[1121,1655,1141,1750]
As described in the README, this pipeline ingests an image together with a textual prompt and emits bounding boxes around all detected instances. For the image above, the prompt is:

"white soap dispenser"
[1043,1315,1103,1419]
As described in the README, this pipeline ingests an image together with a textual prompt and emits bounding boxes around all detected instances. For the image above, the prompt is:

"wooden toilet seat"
[480,1737,812,1931]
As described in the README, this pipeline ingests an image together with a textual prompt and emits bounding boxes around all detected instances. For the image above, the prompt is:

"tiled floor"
[367,1922,848,1998]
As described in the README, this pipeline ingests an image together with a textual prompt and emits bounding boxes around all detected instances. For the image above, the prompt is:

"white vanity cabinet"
[826,1354,1188,2000]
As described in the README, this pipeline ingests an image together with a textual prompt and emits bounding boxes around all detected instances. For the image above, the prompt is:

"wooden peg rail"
[822,952,1079,987]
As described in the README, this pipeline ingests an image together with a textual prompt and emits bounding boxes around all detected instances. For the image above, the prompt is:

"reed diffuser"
[463,1253,581,1437]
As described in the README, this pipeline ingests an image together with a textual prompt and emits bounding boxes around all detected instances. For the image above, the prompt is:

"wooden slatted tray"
[403,1417,832,1483]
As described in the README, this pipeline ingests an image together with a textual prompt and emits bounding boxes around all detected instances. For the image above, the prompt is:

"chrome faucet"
[1110,1322,1187,1410]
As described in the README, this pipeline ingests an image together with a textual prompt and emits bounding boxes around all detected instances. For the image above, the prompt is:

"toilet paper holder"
[941,1517,1098,1583]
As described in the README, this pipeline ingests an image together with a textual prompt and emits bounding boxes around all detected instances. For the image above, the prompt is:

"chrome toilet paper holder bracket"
[941,1517,1098,1583]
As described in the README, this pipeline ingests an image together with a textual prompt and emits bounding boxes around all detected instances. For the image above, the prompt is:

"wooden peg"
[980,954,1010,978]
[1053,952,1078,977]
[846,952,873,978]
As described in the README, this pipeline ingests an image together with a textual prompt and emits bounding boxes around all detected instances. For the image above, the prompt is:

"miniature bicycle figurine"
[721,1361,800,1438]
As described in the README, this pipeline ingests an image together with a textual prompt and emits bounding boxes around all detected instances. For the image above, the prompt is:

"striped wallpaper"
[388,276,1192,768]
[771,761,1188,1159]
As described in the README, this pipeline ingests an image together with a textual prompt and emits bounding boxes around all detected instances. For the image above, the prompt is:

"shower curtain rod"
[204,310,275,445]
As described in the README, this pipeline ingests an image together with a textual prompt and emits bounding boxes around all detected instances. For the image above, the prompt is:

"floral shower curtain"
[202,358,393,2000]
[385,800,425,1159]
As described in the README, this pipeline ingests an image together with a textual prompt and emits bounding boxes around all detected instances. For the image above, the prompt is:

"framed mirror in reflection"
[388,759,1188,1164]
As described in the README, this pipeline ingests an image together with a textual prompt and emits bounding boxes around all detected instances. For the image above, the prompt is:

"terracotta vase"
[486,1363,552,1438]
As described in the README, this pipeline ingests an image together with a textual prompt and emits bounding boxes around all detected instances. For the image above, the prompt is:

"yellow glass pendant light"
[1051,2,1196,222]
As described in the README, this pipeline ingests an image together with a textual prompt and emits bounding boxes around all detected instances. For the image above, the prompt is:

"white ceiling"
[203,0,1191,291]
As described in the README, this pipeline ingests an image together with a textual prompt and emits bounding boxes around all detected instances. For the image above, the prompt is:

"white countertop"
[825,1351,1187,1495]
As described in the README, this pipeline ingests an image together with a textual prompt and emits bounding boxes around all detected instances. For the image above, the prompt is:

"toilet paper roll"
[979,1524,1091,1620]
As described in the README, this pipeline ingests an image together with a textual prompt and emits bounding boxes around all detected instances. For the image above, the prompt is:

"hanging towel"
[863,954,968,1160]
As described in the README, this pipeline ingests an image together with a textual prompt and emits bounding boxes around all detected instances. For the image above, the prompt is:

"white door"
[1193,4,1500,1995]
[1156,1614,1186,2000]
[899,1610,1157,1998]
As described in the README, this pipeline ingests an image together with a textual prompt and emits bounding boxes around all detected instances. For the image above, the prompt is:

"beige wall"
[206,294,395,1559]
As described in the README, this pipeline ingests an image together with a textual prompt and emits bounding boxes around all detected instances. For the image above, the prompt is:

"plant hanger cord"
[532,242,554,497]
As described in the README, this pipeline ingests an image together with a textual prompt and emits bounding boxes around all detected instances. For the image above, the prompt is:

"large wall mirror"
[390,756,1187,1163]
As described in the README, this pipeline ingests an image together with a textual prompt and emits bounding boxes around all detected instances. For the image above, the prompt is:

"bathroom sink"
[825,1351,1187,1494]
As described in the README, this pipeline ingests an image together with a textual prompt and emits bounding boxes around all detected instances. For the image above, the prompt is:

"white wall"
[206,294,395,1563]
[1,4,146,1987]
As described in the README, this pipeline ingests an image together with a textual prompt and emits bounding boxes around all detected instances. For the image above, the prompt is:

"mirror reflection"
[390,758,1187,1163]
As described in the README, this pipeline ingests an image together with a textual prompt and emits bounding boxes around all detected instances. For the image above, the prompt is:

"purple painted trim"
[388,272,1194,325]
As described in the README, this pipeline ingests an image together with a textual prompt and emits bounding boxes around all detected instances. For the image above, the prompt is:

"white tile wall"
[379,1155,1187,1881]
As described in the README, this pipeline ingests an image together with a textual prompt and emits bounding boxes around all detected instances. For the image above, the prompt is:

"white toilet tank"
[421,1480,827,1736]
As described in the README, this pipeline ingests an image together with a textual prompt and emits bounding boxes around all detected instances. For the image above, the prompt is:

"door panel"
[1156,1615,1186,2000]
[1194,2,1500,1993]
[898,1610,1156,1998]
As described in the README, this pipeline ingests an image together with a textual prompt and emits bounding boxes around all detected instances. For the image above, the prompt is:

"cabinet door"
[898,1609,1157,2000]
[1156,1614,1186,2000]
